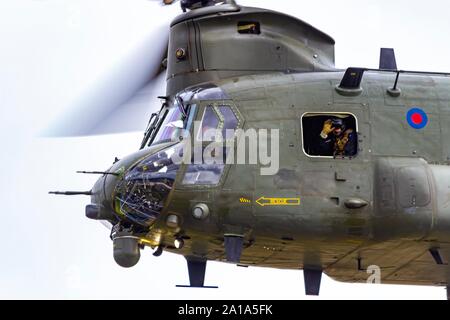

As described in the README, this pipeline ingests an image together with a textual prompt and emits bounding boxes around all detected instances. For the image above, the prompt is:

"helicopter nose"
[85,168,121,222]
[84,143,180,229]
[112,144,180,227]
[85,170,141,268]
[82,144,180,268]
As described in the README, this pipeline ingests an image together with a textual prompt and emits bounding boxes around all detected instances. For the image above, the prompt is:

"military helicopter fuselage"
[84,3,450,297]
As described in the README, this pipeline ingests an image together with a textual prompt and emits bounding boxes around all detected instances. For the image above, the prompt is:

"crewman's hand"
[336,135,349,152]
[320,120,334,139]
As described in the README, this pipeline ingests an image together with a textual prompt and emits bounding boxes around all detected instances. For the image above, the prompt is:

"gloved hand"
[335,134,350,153]
[320,120,334,139]
[335,130,353,155]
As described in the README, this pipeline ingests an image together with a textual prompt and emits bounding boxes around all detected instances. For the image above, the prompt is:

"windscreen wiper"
[140,102,166,150]
[140,112,157,150]
[176,96,187,119]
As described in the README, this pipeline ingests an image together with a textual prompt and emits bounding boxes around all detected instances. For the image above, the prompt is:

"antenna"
[49,191,93,196]
[76,171,119,176]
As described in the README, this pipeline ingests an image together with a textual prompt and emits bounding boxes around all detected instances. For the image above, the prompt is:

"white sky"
[0,0,449,299]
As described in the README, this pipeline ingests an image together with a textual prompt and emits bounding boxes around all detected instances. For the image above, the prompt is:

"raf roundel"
[407,108,428,129]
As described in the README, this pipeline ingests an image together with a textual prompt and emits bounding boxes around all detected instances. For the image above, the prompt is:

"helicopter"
[50,0,450,299]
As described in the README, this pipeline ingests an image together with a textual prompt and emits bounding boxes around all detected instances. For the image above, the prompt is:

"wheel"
[153,245,164,257]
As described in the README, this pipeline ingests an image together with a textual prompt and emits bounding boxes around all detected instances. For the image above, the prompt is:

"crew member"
[318,118,357,157]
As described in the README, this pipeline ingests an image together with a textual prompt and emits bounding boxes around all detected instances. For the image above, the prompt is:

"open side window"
[302,113,358,158]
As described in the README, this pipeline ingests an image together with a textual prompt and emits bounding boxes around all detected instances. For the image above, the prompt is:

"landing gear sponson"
[304,268,323,296]
[176,235,244,288]
[177,257,218,288]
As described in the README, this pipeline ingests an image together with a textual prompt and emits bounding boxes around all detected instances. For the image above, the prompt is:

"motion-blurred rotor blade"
[46,23,171,137]
[89,71,167,135]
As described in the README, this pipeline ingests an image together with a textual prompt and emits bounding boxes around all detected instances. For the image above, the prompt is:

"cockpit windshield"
[140,85,227,149]
[152,107,184,145]
[144,101,197,148]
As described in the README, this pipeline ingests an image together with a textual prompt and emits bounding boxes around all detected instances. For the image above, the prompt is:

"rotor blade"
[82,70,167,135]
[45,29,169,137]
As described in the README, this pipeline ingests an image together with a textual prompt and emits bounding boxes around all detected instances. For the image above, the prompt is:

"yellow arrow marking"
[256,197,301,207]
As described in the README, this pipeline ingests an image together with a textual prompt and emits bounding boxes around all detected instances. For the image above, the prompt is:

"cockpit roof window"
[178,84,229,102]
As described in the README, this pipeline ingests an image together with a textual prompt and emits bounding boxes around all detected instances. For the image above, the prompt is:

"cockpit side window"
[302,113,358,158]
[183,103,241,186]
[197,106,220,141]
